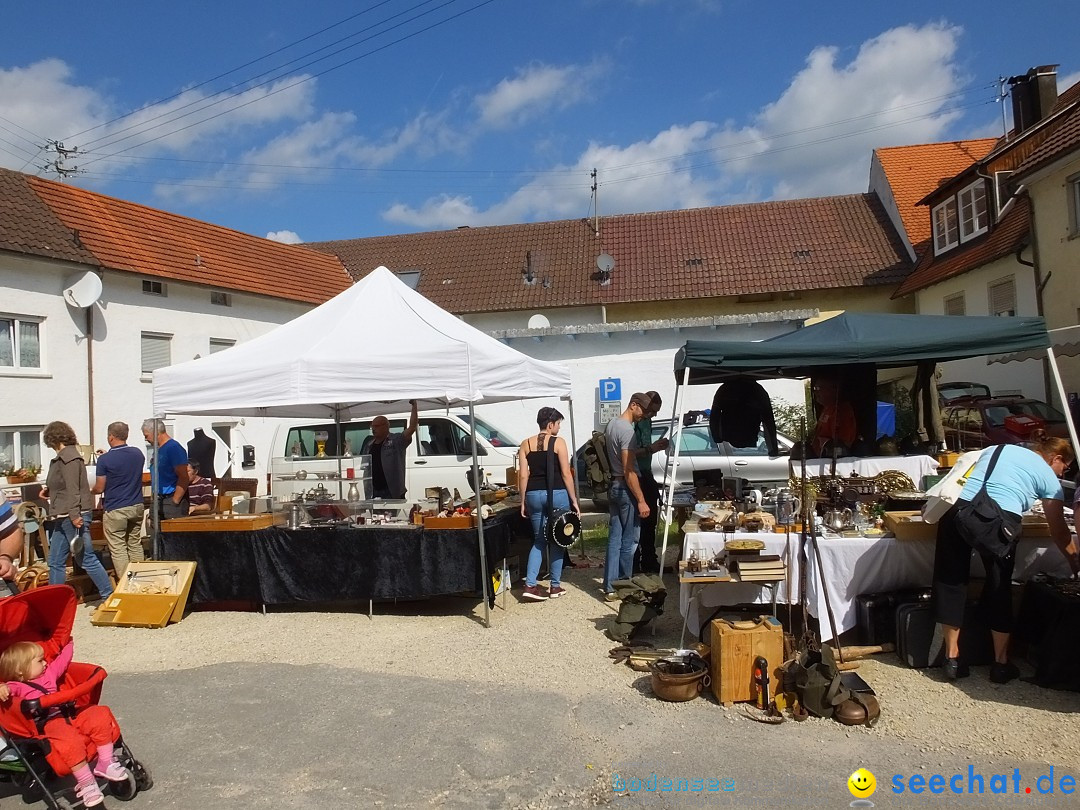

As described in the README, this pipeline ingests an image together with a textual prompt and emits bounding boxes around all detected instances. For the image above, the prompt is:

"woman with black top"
[518,406,580,601]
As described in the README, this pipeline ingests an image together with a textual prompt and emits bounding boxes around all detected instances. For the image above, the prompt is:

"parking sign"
[599,378,621,402]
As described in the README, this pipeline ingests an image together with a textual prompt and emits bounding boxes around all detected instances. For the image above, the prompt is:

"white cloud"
[387,22,970,227]
[266,230,302,244]
[475,61,606,129]
[1058,69,1080,94]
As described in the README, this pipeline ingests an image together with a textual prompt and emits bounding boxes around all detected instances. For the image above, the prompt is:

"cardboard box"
[91,561,197,628]
[884,511,937,541]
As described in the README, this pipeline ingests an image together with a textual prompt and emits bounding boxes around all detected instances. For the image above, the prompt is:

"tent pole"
[565,396,586,561]
[659,367,690,576]
[469,402,491,628]
[1046,348,1080,451]
[150,418,160,560]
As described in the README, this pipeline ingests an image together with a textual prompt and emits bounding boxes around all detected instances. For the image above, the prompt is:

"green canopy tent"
[661,313,1077,574]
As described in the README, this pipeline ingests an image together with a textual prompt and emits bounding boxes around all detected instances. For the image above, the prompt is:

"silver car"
[651,422,794,488]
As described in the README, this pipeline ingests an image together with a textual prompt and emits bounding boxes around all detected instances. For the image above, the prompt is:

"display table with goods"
[159,502,524,608]
[680,517,1074,643]
[795,455,941,485]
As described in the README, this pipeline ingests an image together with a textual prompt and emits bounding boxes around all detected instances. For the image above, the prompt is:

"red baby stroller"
[0,585,152,808]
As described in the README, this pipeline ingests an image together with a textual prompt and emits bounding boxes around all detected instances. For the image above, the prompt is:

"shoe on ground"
[989,661,1020,684]
[942,656,969,680]
[94,761,128,782]
[639,560,661,574]
[548,585,565,598]
[522,584,548,601]
[604,591,620,603]
[76,780,105,807]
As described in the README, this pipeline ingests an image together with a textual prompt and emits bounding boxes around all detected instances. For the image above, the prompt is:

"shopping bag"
[921,450,983,524]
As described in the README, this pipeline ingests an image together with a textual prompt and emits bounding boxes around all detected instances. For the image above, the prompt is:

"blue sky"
[1,0,1077,244]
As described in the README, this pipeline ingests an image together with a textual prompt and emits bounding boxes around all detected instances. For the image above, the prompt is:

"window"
[209,338,235,354]
[1068,173,1080,238]
[0,316,41,369]
[988,276,1016,317]
[395,271,421,290]
[416,419,474,456]
[0,427,43,472]
[943,293,966,316]
[142,279,167,296]
[958,181,989,241]
[932,199,959,254]
[141,332,172,373]
[210,291,232,307]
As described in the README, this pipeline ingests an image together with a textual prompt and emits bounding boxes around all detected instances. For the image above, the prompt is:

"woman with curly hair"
[41,421,113,598]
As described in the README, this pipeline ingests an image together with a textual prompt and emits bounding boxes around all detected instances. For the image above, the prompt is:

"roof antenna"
[591,168,599,237]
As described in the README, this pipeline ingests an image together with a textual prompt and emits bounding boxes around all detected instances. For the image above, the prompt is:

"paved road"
[3,662,1075,809]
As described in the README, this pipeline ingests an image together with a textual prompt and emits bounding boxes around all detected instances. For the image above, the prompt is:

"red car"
[941,396,1069,450]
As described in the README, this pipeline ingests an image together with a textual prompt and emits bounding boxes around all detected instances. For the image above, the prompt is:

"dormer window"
[932,179,989,255]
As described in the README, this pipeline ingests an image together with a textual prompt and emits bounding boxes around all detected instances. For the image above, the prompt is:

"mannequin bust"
[187,428,218,480]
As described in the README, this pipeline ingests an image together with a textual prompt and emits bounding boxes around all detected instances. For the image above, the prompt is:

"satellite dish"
[596,253,615,273]
[63,271,102,308]
[528,314,550,329]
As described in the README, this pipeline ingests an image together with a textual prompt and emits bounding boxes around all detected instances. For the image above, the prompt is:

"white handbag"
[921,449,986,524]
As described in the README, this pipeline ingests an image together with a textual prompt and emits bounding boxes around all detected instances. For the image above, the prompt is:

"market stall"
[152,266,574,625]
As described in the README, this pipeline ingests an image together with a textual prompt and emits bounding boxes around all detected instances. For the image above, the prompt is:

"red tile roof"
[894,195,1030,297]
[874,139,998,248]
[1013,103,1080,180]
[0,168,352,305]
[309,195,910,314]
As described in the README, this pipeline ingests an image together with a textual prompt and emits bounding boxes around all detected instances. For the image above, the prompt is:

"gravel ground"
[71,554,1080,777]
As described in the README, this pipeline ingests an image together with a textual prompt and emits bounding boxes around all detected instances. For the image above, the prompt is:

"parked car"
[938,381,991,404]
[941,396,1069,450]
[576,421,793,508]
[273,412,518,499]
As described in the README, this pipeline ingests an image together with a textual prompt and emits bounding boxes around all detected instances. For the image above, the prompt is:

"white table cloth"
[680,529,1073,643]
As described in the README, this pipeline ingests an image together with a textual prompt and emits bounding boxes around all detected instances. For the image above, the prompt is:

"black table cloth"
[161,511,517,606]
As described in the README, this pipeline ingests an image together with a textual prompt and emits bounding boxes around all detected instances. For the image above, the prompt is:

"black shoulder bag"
[953,445,1023,559]
[544,435,580,549]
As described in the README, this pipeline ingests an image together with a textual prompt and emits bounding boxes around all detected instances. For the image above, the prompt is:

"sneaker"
[603,591,620,602]
[76,780,105,807]
[94,761,128,782]
[548,586,565,599]
[942,657,969,681]
[522,585,548,601]
[989,661,1020,684]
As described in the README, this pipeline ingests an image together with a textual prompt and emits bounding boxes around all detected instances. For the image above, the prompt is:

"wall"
[912,253,1046,398]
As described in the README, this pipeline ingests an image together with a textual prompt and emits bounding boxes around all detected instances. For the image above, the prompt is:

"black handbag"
[953,446,1022,559]
[544,435,580,549]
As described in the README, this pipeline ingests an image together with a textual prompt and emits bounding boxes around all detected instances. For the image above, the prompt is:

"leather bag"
[953,446,1021,559]
[544,436,579,549]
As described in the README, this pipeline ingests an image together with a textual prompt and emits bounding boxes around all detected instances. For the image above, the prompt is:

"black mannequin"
[187,428,217,480]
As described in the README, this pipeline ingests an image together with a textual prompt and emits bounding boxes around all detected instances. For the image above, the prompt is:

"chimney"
[1008,65,1059,135]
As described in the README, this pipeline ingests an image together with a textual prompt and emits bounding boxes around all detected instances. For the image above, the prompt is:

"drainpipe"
[1015,210,1054,404]
[86,306,95,445]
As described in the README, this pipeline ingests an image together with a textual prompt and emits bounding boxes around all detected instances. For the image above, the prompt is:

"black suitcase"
[856,588,931,646]
[895,601,994,669]
[1015,578,1080,691]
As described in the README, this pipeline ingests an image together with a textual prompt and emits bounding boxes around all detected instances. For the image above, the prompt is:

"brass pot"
[650,656,710,702]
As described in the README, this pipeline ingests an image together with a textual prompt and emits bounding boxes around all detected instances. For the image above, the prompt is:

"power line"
[0,113,47,144]
[80,0,484,160]
[64,0,401,142]
[77,0,447,152]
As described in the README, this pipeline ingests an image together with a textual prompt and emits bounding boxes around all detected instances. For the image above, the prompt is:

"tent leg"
[566,397,587,560]
[469,403,491,628]
[1047,348,1080,451]
[659,367,690,576]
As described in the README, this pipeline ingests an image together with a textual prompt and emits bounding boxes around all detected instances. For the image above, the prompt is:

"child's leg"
[72,706,126,779]
[71,762,105,807]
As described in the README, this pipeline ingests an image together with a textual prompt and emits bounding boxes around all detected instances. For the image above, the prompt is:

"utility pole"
[591,168,599,237]
[998,76,1009,140]
[40,139,82,180]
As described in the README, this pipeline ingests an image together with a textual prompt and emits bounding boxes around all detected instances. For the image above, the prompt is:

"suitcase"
[895,601,994,669]
[1015,579,1080,691]
[710,615,784,706]
[855,588,931,646]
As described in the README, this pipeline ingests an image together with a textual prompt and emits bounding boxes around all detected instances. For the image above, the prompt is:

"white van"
[272,412,519,500]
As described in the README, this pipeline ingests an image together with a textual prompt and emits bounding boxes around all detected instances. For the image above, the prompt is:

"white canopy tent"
[152,266,575,626]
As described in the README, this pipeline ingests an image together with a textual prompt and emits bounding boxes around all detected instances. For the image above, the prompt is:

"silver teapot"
[822,507,852,532]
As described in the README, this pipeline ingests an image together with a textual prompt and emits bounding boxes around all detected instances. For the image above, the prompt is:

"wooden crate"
[91,561,197,628]
[161,513,283,533]
[423,515,476,529]
[1021,515,1051,537]
[883,511,937,542]
[710,616,784,706]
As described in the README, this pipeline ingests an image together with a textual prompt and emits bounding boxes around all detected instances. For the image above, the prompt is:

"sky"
[1,0,1078,244]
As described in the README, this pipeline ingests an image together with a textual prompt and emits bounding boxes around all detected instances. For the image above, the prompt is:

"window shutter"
[141,333,172,372]
[209,338,235,354]
[988,277,1016,316]
[944,293,965,316]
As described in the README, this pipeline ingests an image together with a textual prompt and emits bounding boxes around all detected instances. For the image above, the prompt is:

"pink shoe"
[76,780,105,807]
[94,761,129,782]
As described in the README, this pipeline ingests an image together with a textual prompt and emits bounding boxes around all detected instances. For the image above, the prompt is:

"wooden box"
[160,513,283,533]
[883,511,937,542]
[423,515,476,529]
[90,561,197,628]
[710,616,784,705]
[504,466,518,488]
[1021,515,1051,537]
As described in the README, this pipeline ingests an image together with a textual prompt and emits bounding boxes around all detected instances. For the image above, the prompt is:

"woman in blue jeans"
[518,407,580,601]
[42,421,114,599]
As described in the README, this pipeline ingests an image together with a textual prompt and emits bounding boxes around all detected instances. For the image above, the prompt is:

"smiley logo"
[848,768,876,798]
